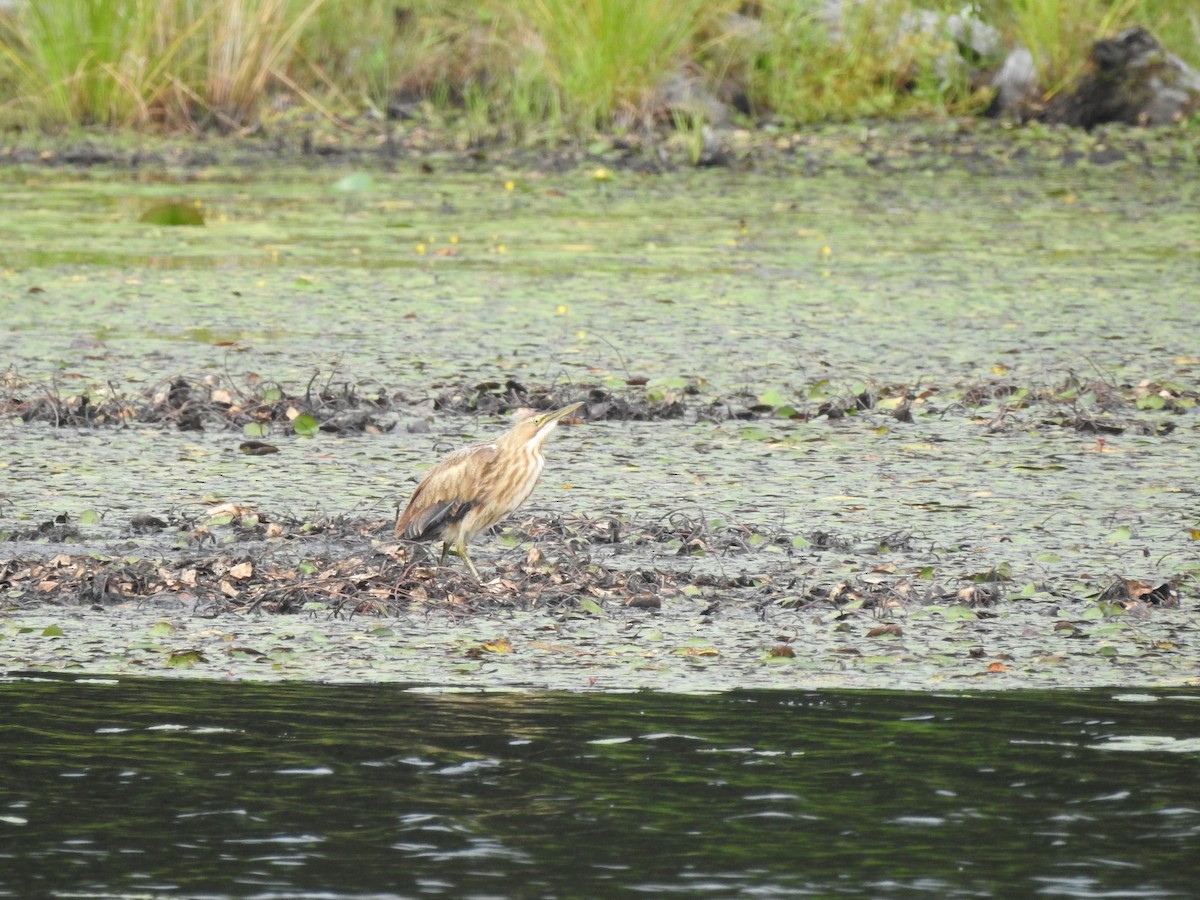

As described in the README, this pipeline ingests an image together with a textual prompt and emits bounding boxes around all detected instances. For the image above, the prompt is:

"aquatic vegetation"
[0,138,1198,690]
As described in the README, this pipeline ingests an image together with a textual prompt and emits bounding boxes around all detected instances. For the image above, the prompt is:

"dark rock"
[995,27,1200,127]
[1051,27,1200,128]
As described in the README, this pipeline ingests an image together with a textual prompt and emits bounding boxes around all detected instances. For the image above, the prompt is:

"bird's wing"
[396,442,496,542]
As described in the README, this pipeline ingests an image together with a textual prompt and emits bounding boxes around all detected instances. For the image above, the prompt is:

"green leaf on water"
[148,621,176,637]
[757,388,789,408]
[792,535,812,550]
[578,598,604,616]
[293,414,319,436]
[261,386,282,404]
[656,376,689,390]
[764,650,797,664]
[739,425,773,442]
[1108,525,1132,542]
[42,625,64,637]
[139,201,204,226]
[942,605,977,621]
[167,649,205,668]
[79,509,100,526]
[333,171,375,193]
[243,422,269,438]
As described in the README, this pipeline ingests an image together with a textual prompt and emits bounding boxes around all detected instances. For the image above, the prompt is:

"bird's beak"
[542,401,583,428]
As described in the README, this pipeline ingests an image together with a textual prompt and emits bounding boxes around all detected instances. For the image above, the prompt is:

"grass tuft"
[502,0,738,135]
[1006,0,1138,98]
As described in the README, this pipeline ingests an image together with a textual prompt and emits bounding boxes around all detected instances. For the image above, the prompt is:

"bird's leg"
[439,541,451,568]
[458,540,481,580]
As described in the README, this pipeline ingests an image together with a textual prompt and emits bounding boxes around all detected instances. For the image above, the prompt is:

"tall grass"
[1145,2,1200,66]
[1006,0,1137,98]
[0,0,327,130]
[500,0,738,135]
[0,0,1196,134]
[733,0,975,124]
[205,0,326,127]
[0,0,194,126]
[292,0,399,111]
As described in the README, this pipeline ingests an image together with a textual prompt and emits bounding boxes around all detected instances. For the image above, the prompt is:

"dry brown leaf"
[206,502,253,519]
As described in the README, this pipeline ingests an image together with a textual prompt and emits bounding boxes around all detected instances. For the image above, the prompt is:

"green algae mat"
[1,129,1197,690]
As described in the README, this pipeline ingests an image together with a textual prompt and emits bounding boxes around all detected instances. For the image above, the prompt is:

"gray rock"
[655,69,733,128]
[990,46,1038,119]
[901,7,1002,61]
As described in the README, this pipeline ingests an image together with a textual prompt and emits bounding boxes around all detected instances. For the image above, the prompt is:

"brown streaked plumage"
[395,402,584,578]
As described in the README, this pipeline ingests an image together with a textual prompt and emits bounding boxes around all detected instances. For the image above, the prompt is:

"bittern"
[395,402,584,578]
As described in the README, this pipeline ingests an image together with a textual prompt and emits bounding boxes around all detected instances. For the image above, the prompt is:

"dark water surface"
[2,678,1198,898]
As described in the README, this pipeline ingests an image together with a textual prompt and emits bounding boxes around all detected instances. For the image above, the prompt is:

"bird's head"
[501,401,583,451]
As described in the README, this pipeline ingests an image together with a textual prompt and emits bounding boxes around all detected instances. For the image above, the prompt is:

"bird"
[394,401,584,578]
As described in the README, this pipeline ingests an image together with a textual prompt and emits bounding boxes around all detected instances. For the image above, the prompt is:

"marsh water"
[3,676,1200,899]
[4,135,1199,687]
